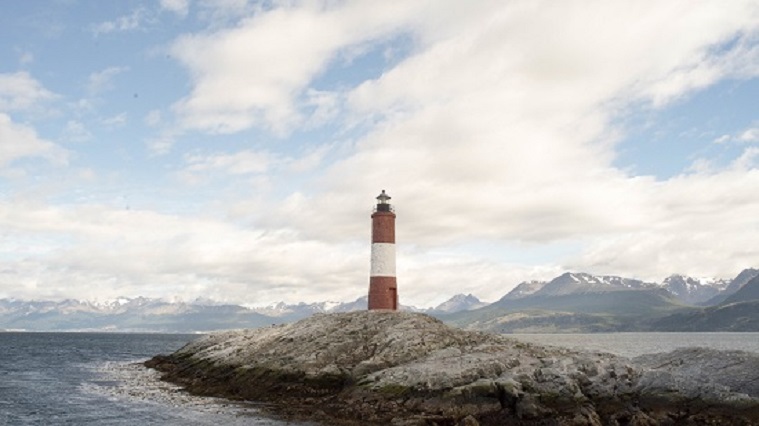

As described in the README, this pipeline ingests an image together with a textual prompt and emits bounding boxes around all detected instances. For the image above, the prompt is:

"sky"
[1,0,758,307]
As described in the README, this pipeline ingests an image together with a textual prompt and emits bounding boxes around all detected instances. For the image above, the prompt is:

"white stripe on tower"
[370,243,396,277]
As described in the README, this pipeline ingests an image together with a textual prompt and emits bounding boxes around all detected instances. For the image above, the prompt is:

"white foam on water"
[81,360,298,425]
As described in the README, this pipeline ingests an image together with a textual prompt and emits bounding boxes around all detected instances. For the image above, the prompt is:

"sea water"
[0,332,301,425]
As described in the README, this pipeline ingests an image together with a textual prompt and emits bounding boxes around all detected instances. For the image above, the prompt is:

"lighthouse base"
[368,276,398,310]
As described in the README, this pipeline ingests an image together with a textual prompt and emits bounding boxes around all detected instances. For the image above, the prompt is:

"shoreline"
[86,360,294,425]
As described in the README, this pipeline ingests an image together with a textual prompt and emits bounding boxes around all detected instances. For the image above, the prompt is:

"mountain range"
[0,293,486,332]
[651,274,759,331]
[1,269,757,333]
[442,269,759,333]
[501,272,737,305]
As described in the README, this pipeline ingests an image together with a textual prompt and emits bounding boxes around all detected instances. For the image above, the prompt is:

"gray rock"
[149,311,759,425]
[635,347,759,398]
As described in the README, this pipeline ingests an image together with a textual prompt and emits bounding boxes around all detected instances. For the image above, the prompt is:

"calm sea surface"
[0,332,302,425]
[2,332,759,425]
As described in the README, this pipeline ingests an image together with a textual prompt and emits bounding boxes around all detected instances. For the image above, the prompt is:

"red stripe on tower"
[368,190,398,310]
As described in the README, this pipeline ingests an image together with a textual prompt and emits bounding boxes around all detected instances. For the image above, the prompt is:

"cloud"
[286,143,332,173]
[571,164,759,280]
[91,8,152,35]
[61,120,92,143]
[0,201,366,304]
[177,145,332,184]
[0,198,563,305]
[161,0,189,18]
[18,51,34,65]
[87,66,128,94]
[244,0,759,281]
[713,125,759,144]
[167,0,758,135]
[144,110,162,127]
[0,72,66,168]
[169,1,427,134]
[195,0,258,26]
[183,149,278,175]
[102,113,128,128]
[739,127,759,142]
[732,146,759,170]
[3,1,759,305]
[146,131,178,155]
[0,72,56,110]
[0,113,68,167]
[303,89,341,128]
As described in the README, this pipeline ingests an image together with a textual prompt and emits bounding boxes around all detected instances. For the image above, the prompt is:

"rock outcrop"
[635,347,759,398]
[145,311,759,425]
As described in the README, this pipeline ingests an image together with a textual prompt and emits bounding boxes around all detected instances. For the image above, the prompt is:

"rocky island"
[145,311,759,425]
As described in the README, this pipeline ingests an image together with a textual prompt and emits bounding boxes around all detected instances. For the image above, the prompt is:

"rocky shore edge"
[145,311,759,425]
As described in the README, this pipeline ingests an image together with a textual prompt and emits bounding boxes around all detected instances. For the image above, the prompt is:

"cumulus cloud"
[161,0,189,18]
[243,0,759,283]
[739,127,759,142]
[571,164,759,280]
[169,1,428,134]
[0,113,68,167]
[0,72,66,168]
[0,201,367,304]
[0,72,56,110]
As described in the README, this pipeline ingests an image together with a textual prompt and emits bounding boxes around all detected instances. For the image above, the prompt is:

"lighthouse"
[368,190,398,310]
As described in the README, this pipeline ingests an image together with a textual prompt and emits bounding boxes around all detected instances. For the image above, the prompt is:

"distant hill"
[442,287,685,333]
[722,275,759,305]
[702,268,759,305]
[0,298,281,332]
[651,300,759,332]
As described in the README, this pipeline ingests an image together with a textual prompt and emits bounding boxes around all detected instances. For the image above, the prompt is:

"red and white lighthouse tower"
[368,190,398,310]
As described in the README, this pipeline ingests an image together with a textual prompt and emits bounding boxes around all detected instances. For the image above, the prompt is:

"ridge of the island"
[145,311,759,425]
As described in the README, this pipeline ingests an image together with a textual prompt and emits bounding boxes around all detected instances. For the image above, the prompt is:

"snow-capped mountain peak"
[432,294,487,313]
[659,275,724,305]
[500,280,547,300]
[704,268,759,305]
[533,272,652,296]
